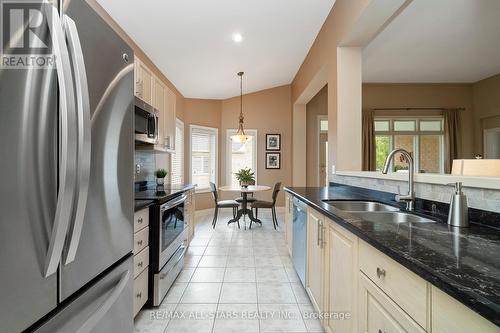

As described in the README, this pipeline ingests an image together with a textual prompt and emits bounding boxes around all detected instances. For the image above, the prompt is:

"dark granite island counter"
[284,184,500,327]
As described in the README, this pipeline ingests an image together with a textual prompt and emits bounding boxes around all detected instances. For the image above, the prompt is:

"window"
[374,117,444,173]
[171,119,184,186]
[190,125,218,192]
[226,129,257,187]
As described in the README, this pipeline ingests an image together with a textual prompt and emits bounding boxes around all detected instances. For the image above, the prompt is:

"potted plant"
[235,167,255,188]
[155,168,168,186]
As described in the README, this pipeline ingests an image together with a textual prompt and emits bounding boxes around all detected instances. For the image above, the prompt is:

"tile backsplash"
[332,174,500,213]
[134,150,171,185]
[134,151,156,184]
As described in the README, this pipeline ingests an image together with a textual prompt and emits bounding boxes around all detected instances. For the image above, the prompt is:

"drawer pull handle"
[136,292,142,298]
[376,267,386,278]
[138,218,143,224]
[137,240,143,246]
[137,261,143,267]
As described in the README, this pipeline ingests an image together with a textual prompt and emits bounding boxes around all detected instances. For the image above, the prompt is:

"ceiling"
[363,0,500,83]
[96,0,336,99]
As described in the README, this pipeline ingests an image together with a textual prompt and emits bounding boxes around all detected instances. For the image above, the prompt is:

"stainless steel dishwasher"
[292,197,308,287]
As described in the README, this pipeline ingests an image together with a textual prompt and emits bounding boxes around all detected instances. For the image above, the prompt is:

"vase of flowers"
[235,167,255,188]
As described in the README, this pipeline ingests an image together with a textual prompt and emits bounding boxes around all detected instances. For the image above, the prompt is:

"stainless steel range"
[150,194,187,306]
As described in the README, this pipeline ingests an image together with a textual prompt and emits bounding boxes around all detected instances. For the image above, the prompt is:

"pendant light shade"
[230,72,251,144]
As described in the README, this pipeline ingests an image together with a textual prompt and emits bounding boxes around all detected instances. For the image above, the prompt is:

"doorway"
[318,116,329,186]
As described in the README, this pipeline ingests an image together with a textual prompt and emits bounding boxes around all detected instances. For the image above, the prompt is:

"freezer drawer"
[34,257,133,333]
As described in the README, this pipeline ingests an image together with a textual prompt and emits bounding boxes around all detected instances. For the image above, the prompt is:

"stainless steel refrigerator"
[0,0,134,332]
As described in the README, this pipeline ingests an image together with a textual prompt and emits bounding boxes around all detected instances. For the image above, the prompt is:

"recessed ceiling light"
[232,33,243,43]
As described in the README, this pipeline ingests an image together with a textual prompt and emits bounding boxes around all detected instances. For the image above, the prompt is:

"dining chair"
[209,182,240,229]
[250,182,281,229]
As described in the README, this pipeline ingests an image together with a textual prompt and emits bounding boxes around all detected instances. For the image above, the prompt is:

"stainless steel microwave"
[135,96,159,144]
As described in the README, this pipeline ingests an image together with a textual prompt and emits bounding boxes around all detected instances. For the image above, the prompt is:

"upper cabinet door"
[164,88,176,150]
[134,58,153,105]
[153,77,166,146]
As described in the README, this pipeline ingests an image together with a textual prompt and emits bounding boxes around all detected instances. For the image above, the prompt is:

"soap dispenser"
[447,182,469,228]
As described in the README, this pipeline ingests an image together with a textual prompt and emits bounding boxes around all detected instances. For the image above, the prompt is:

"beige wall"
[472,74,500,155]
[220,85,292,207]
[362,83,475,158]
[182,87,292,210]
[306,85,328,186]
[291,0,371,178]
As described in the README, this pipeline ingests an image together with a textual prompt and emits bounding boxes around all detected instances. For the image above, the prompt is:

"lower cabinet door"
[133,268,149,317]
[431,286,500,333]
[359,272,425,333]
[324,222,358,333]
[306,208,325,312]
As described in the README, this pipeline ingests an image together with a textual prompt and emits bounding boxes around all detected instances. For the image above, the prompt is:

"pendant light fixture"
[230,71,251,144]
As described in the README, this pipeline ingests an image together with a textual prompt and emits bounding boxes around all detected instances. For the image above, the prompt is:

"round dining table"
[218,185,271,229]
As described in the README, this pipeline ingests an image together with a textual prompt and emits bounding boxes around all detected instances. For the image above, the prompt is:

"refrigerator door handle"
[62,15,92,265]
[75,270,131,333]
[43,4,78,277]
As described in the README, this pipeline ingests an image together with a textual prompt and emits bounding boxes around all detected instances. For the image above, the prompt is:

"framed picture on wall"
[266,152,281,169]
[266,134,281,151]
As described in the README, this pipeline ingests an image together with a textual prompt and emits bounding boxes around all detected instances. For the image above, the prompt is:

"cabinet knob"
[138,261,143,267]
[376,267,386,278]
[136,292,142,298]
[137,240,143,246]
[138,217,143,224]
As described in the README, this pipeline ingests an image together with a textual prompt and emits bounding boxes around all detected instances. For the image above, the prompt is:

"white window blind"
[171,119,184,186]
[190,125,217,191]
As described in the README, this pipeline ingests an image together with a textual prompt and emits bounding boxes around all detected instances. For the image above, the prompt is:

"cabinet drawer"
[133,269,148,317]
[133,227,149,254]
[133,246,149,279]
[359,272,425,333]
[134,208,149,233]
[359,241,428,329]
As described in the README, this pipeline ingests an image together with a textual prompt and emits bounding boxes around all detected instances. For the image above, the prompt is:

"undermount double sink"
[323,200,436,224]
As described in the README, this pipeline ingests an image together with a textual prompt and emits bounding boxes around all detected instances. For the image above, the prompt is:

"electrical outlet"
[135,164,141,175]
[331,165,336,174]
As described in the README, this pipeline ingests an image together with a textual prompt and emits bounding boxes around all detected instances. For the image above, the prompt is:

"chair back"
[271,182,281,205]
[209,182,218,203]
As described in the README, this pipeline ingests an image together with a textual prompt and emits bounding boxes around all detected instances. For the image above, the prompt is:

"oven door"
[158,194,187,269]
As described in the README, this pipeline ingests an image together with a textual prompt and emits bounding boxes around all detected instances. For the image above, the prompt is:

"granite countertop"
[284,185,500,327]
[134,200,154,212]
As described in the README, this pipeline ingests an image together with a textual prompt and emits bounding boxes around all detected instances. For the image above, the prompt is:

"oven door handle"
[161,194,187,212]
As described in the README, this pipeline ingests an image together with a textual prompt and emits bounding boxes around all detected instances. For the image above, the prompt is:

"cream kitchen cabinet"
[324,220,358,333]
[431,287,500,333]
[134,58,153,105]
[296,199,498,333]
[133,207,150,317]
[153,76,166,146]
[284,192,293,255]
[359,272,426,333]
[163,88,176,151]
[306,207,326,312]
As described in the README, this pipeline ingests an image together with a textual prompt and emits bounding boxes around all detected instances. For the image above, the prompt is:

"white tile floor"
[134,208,324,333]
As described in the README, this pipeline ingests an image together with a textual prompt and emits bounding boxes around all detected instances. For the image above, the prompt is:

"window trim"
[170,118,184,186]
[374,116,445,174]
[225,129,258,186]
[189,124,218,193]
